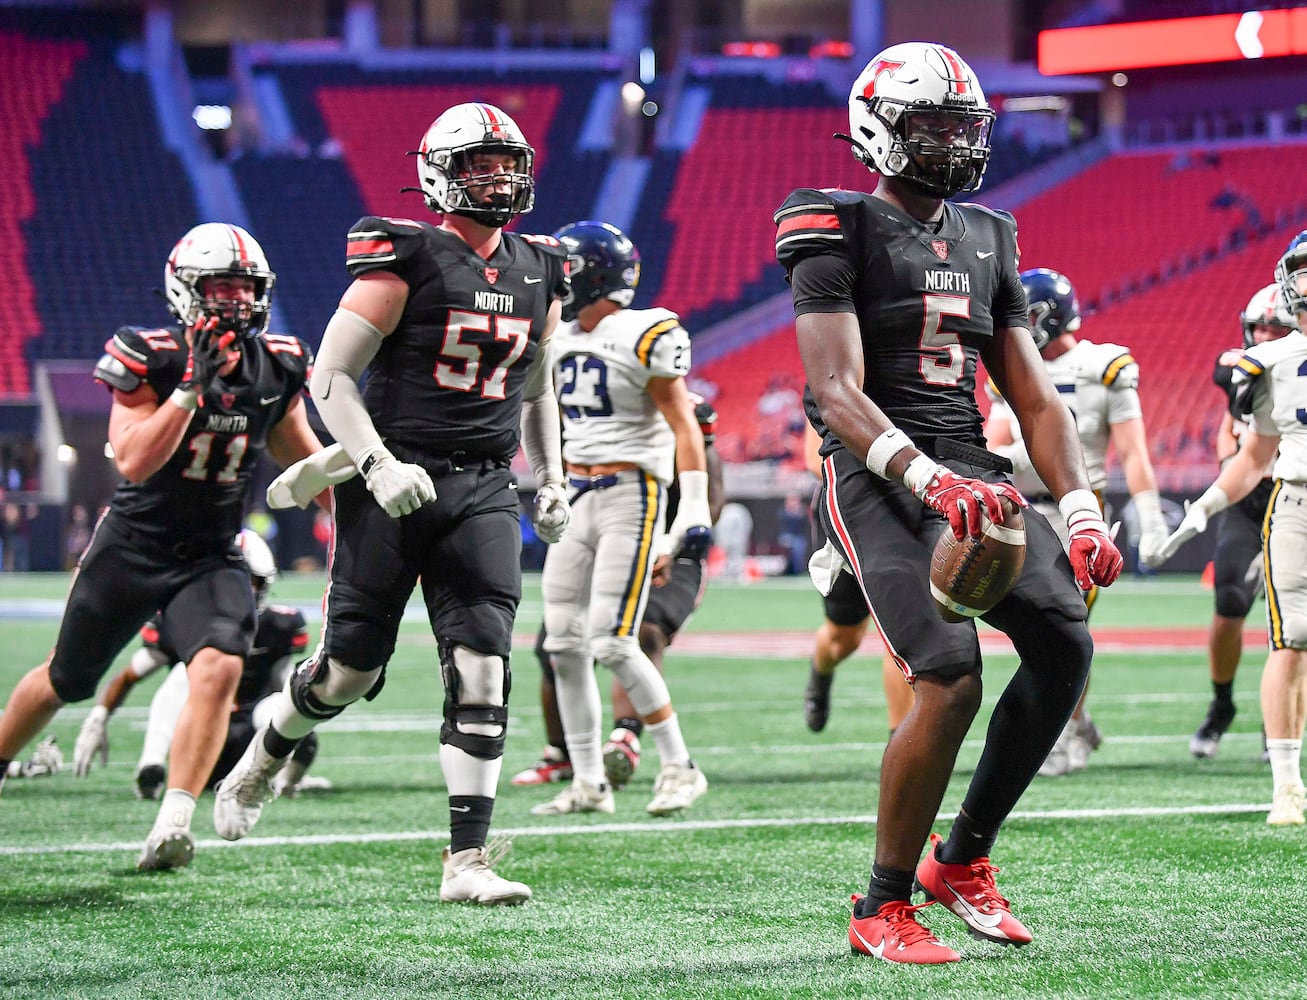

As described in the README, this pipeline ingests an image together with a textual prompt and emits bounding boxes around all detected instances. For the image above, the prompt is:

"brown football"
[929,496,1026,622]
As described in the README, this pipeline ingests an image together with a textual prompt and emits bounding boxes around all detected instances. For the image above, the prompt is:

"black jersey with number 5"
[344,216,569,461]
[774,188,1028,453]
[94,327,313,545]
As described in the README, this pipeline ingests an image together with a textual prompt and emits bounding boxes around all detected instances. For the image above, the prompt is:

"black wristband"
[359,453,379,477]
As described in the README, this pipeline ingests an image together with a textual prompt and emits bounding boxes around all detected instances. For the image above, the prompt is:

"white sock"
[156,789,196,831]
[1266,738,1303,789]
[647,714,690,769]
[552,649,604,785]
[139,664,189,769]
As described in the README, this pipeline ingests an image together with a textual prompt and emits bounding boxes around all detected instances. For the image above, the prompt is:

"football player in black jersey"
[214,102,570,905]
[776,43,1123,963]
[72,530,323,799]
[0,223,326,874]
[1186,283,1297,759]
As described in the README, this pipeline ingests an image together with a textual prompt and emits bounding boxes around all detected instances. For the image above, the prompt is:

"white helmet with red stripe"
[164,222,275,338]
[415,102,535,227]
[844,42,995,198]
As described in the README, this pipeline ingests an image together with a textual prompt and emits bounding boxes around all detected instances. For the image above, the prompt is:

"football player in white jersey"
[1188,283,1297,760]
[1151,233,1307,825]
[985,268,1168,776]
[533,221,711,818]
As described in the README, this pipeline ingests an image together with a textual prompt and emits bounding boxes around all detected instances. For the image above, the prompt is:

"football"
[929,496,1026,622]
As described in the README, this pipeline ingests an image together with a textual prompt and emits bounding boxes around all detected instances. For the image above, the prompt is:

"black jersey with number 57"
[774,188,1029,453]
[93,327,313,545]
[345,216,569,461]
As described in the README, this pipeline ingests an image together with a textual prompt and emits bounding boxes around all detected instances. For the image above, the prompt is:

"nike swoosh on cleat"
[941,877,1004,928]
[850,924,886,959]
[976,250,995,259]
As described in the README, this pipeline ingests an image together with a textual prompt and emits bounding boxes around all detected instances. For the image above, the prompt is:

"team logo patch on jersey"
[931,240,949,260]
[485,267,499,285]
[221,392,237,409]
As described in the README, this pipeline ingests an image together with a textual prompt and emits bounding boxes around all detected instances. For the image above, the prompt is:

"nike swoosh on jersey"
[260,394,281,405]
[941,877,1004,927]
[524,275,543,284]
[976,250,995,259]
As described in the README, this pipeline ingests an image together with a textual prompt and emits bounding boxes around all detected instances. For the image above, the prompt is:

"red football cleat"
[848,895,961,965]
[914,833,1033,945]
[509,747,573,786]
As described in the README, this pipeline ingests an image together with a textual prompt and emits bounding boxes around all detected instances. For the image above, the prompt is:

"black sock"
[861,863,914,913]
[940,810,998,864]
[1213,681,1234,705]
[262,724,300,759]
[449,795,494,854]
[614,717,643,737]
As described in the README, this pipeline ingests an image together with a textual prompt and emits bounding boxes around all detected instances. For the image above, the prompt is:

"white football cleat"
[440,844,532,905]
[646,761,708,816]
[530,776,615,816]
[213,730,286,840]
[137,824,196,871]
[1268,783,1306,826]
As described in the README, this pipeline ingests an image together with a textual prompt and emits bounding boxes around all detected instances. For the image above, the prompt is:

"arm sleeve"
[307,308,387,466]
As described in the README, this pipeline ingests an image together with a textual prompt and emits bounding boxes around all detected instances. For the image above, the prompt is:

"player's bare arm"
[983,324,1090,500]
[648,377,707,474]
[796,311,890,461]
[1211,430,1280,506]
[1108,416,1160,497]
[106,384,197,483]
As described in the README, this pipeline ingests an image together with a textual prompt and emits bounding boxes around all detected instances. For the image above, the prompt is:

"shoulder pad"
[346,216,426,278]
[1089,343,1138,389]
[257,334,314,386]
[95,326,185,394]
[516,232,568,259]
[774,188,844,266]
[632,309,687,370]
[264,604,307,628]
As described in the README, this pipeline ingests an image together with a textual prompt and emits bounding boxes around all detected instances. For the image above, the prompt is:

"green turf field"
[1,572,1301,999]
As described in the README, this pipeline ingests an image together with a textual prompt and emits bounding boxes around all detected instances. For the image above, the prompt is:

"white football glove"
[74,705,109,777]
[267,443,359,510]
[358,447,436,518]
[18,734,65,778]
[533,482,571,544]
[1148,485,1230,567]
[665,470,713,560]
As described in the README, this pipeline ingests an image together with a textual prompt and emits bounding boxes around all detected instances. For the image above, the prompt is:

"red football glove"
[908,460,1028,540]
[1065,506,1123,590]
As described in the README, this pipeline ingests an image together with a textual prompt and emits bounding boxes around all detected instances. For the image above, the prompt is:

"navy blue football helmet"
[1275,230,1307,317]
[1019,268,1081,351]
[553,221,641,322]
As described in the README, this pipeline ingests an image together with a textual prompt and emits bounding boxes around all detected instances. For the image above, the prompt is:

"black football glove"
[180,316,237,395]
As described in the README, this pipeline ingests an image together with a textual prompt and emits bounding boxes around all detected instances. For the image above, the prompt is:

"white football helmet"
[1241,282,1299,347]
[237,529,277,608]
[844,42,995,199]
[415,102,535,227]
[164,223,275,337]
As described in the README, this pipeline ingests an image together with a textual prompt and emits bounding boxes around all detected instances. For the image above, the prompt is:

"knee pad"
[288,652,383,723]
[543,602,587,655]
[1215,581,1257,619]
[440,643,510,760]
[590,634,670,716]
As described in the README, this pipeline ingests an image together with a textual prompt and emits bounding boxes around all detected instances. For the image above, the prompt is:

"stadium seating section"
[4,13,1306,486]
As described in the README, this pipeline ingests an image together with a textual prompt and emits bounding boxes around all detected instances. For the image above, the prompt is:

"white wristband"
[676,469,709,506]
[1193,484,1231,519]
[1058,489,1101,524]
[1133,488,1166,534]
[865,428,915,479]
[169,387,199,411]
